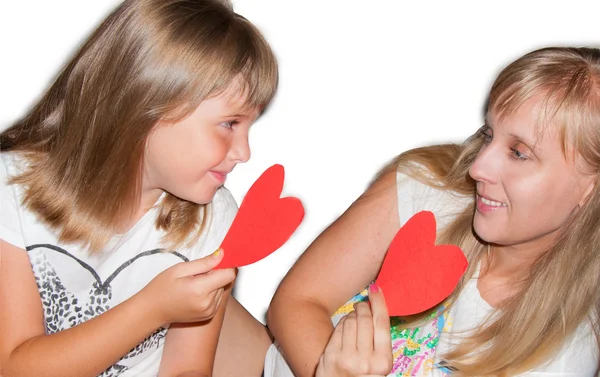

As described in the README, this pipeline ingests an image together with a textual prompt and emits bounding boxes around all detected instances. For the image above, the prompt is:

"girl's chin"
[172,187,219,206]
[191,192,218,205]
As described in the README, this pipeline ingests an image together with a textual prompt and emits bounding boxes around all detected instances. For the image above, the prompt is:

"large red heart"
[375,211,467,316]
[216,164,305,269]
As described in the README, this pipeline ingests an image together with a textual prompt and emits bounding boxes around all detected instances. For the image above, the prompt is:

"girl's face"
[468,96,595,251]
[143,85,259,206]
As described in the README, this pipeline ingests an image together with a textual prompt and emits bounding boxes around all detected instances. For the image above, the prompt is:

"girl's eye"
[220,120,238,129]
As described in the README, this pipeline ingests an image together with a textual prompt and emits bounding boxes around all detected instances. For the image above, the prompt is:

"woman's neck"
[485,229,558,277]
[478,230,559,307]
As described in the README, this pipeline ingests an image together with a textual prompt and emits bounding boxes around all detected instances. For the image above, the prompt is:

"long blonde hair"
[0,0,278,253]
[382,47,600,376]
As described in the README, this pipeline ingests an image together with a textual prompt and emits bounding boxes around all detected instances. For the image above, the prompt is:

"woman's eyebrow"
[485,116,541,152]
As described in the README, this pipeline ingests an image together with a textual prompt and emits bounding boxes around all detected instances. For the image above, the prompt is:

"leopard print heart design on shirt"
[27,244,189,377]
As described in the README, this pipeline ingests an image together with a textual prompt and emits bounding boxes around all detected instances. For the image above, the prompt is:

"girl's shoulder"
[0,151,30,249]
[185,186,238,260]
[0,151,28,178]
[210,185,238,223]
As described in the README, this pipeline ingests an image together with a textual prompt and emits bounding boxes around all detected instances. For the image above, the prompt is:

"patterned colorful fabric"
[332,286,451,376]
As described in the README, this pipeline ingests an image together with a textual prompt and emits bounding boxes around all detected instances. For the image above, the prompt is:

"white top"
[264,168,599,377]
[0,152,238,377]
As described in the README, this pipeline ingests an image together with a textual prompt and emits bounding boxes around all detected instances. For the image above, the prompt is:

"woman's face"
[468,96,595,251]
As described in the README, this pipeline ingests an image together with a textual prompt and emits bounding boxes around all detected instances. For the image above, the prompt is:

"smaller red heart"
[216,164,305,269]
[375,211,467,316]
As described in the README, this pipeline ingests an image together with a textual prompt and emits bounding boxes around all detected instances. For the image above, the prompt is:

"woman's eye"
[479,126,492,144]
[510,147,529,161]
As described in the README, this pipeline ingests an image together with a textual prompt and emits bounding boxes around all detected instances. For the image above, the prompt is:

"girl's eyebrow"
[225,106,261,119]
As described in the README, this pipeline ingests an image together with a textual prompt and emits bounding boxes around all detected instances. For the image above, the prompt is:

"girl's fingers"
[176,250,224,276]
[191,268,236,293]
[212,288,224,312]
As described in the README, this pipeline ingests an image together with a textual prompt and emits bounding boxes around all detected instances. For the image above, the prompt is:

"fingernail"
[212,248,222,258]
[369,283,379,294]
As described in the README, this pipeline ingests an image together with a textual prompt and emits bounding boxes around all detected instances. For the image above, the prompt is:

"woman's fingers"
[369,283,393,374]
[342,310,358,351]
[327,316,345,353]
[320,288,393,377]
[355,301,374,355]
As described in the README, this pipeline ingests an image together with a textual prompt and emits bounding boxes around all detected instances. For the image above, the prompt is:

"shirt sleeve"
[0,154,26,249]
[188,186,238,260]
[396,168,471,231]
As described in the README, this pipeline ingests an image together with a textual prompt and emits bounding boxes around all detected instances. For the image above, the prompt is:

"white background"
[1,1,599,323]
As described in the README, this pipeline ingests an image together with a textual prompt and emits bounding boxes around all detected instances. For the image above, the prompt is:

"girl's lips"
[210,171,227,183]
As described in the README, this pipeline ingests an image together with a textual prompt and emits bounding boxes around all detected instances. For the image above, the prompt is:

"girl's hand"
[315,284,393,377]
[140,249,236,325]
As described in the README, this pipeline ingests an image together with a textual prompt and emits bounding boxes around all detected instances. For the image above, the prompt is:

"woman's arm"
[267,169,400,377]
[0,240,165,377]
[157,281,233,377]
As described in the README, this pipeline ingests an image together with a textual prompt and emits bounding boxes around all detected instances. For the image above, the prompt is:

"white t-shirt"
[0,152,238,377]
[264,169,599,377]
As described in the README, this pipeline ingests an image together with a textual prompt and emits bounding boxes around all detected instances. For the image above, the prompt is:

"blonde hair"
[381,47,600,376]
[0,0,278,252]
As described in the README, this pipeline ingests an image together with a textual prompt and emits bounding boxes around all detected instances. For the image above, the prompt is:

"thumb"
[177,249,225,277]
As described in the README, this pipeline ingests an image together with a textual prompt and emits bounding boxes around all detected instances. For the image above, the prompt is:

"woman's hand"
[139,249,236,326]
[316,284,393,377]
[267,168,400,377]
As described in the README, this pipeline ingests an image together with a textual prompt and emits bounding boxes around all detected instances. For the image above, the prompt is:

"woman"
[266,47,600,376]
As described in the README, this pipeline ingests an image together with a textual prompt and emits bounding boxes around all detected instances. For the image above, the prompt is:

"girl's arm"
[0,240,234,377]
[0,240,164,377]
[267,170,400,377]
[157,281,233,377]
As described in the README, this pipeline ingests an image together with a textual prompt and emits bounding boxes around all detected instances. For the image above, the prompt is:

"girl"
[266,47,600,376]
[0,0,277,376]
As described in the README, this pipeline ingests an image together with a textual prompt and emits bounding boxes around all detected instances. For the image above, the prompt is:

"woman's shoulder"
[520,318,599,376]
[395,162,472,229]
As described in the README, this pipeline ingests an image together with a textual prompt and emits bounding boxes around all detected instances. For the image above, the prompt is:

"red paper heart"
[375,211,467,316]
[216,164,305,269]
